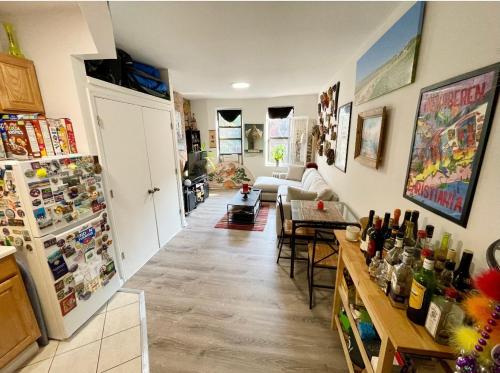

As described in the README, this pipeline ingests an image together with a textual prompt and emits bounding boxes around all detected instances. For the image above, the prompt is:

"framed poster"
[355,2,425,105]
[335,102,352,172]
[354,107,387,169]
[403,63,500,227]
[244,123,264,153]
[208,130,217,148]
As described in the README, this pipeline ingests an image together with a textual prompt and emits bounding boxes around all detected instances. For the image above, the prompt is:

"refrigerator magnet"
[47,250,69,280]
[54,279,65,292]
[24,169,35,178]
[59,291,77,316]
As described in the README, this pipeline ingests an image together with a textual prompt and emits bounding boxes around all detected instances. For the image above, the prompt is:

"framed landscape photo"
[403,63,500,227]
[354,107,387,169]
[334,102,352,172]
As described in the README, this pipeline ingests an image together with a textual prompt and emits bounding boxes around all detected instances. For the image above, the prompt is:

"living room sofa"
[253,167,338,236]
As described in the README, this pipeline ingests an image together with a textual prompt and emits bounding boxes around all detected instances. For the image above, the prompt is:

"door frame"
[83,77,186,280]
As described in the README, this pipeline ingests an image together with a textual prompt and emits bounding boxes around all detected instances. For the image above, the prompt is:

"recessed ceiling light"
[232,82,250,89]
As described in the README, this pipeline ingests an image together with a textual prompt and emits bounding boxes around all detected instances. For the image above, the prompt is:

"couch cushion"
[306,173,337,201]
[277,184,290,199]
[302,169,321,190]
[286,186,317,202]
[286,165,305,181]
[301,168,315,185]
[253,176,301,193]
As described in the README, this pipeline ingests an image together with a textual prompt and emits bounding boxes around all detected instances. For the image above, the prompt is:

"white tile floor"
[17,290,147,373]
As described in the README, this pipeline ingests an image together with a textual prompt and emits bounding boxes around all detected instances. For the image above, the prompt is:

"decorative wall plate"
[326,148,335,165]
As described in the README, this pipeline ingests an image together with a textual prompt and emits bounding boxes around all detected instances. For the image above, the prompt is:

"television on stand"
[186,151,207,182]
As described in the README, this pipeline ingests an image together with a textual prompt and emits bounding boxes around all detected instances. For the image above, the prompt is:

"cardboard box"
[3,120,34,159]
[47,119,63,155]
[56,119,70,155]
[24,120,42,158]
[37,119,55,156]
[60,118,77,154]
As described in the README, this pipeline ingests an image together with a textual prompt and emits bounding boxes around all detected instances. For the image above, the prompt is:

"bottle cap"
[423,258,435,270]
[445,288,458,299]
[425,225,435,237]
[421,248,433,259]
[417,230,426,238]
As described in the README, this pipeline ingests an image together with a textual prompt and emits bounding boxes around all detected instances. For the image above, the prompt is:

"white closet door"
[95,97,159,279]
[142,106,182,247]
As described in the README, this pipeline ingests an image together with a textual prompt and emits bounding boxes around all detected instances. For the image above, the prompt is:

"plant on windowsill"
[271,144,286,168]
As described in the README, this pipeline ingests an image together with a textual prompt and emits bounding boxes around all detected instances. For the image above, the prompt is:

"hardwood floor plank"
[125,190,348,372]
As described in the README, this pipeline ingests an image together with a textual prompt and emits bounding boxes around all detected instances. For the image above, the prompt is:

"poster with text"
[403,65,499,227]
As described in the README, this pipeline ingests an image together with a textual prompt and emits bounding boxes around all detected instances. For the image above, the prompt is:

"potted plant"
[271,144,286,167]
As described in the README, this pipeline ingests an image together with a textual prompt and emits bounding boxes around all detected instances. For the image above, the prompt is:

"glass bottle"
[3,23,24,58]
[403,221,416,247]
[389,251,414,309]
[438,260,455,289]
[366,217,381,265]
[435,232,451,273]
[383,226,399,256]
[391,209,401,229]
[381,213,391,240]
[369,250,383,280]
[407,258,437,325]
[410,210,420,239]
[425,225,435,246]
[379,236,404,293]
[399,210,411,236]
[424,288,464,345]
[361,210,375,242]
[452,250,473,292]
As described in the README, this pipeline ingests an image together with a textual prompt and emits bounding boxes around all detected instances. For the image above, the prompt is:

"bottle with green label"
[407,258,437,325]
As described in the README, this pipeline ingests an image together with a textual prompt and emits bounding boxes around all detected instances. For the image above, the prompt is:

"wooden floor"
[125,190,347,373]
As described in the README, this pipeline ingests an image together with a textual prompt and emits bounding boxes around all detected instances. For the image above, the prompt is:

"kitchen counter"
[0,245,16,260]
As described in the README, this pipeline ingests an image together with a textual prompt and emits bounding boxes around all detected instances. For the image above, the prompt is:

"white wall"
[191,94,317,177]
[317,2,500,274]
[0,2,115,154]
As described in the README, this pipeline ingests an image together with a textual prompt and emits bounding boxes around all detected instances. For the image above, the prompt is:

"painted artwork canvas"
[360,116,382,159]
[403,64,500,227]
[355,2,424,105]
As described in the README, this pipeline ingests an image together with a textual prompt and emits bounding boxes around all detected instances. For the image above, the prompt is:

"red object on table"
[317,200,324,210]
[242,183,249,193]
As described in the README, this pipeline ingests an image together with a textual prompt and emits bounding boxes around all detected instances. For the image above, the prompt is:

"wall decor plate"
[335,102,353,172]
[403,63,500,227]
[354,107,387,169]
[326,149,335,165]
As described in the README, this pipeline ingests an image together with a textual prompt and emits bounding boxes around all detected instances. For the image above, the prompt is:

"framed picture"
[403,63,500,227]
[208,130,217,148]
[244,123,264,153]
[334,102,352,172]
[354,107,387,169]
[355,2,425,105]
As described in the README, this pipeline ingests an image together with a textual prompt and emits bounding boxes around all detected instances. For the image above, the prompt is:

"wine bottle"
[435,232,450,273]
[366,218,381,265]
[381,213,391,240]
[452,250,473,292]
[403,221,416,248]
[410,210,420,239]
[407,258,437,325]
[392,209,401,229]
[361,210,375,242]
[399,210,411,236]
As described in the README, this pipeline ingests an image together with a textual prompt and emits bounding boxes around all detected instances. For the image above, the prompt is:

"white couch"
[253,168,338,236]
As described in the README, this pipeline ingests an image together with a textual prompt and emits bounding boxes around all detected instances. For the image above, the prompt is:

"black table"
[289,200,359,278]
[227,189,262,224]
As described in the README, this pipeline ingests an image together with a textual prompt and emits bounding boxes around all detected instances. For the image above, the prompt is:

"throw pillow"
[286,165,305,181]
[306,162,318,169]
[286,186,317,202]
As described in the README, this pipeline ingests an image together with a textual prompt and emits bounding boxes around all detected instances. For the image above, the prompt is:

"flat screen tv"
[187,151,207,181]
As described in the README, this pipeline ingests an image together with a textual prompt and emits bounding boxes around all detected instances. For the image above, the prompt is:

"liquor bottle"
[411,230,426,270]
[391,209,401,229]
[452,250,473,292]
[407,258,437,325]
[403,221,416,248]
[366,218,381,265]
[379,235,404,292]
[381,213,391,240]
[425,288,464,345]
[369,250,383,280]
[383,225,399,256]
[361,210,375,242]
[425,225,435,244]
[435,232,451,273]
[438,261,455,289]
[399,210,411,236]
[389,251,414,309]
[410,211,420,239]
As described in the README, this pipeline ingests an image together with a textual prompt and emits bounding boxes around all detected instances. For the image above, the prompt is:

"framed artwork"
[244,123,264,153]
[335,102,352,172]
[403,63,500,227]
[355,2,425,105]
[208,130,217,148]
[354,107,387,169]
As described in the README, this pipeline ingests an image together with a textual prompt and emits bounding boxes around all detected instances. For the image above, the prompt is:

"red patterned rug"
[214,204,269,231]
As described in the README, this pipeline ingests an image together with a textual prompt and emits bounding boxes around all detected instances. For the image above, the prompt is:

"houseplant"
[271,144,286,167]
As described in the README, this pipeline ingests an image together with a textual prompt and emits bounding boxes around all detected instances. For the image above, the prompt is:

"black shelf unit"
[185,129,201,152]
[183,175,209,215]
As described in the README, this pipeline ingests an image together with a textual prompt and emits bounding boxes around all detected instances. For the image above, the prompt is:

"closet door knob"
[153,187,160,192]
[148,189,155,194]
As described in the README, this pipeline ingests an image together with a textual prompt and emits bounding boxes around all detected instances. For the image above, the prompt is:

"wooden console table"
[332,230,455,373]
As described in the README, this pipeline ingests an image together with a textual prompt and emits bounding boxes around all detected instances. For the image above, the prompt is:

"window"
[217,109,242,155]
[266,106,294,165]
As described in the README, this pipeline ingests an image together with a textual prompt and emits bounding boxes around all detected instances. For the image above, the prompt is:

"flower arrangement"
[271,144,286,166]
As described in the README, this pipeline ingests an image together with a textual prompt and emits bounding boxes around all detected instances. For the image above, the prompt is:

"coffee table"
[227,188,262,224]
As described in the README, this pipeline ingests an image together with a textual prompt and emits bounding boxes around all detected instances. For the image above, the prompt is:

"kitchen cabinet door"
[0,260,40,368]
[0,53,44,114]
[142,107,182,247]
[95,97,159,279]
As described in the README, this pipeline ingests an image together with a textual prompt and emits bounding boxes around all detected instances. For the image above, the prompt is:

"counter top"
[0,246,16,260]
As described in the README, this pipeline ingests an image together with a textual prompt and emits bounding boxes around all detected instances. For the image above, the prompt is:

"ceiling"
[109,2,402,100]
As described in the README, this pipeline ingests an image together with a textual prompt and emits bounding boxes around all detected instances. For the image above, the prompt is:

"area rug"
[214,203,269,231]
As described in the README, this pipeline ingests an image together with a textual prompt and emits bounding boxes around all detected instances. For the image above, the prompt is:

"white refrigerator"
[0,155,122,340]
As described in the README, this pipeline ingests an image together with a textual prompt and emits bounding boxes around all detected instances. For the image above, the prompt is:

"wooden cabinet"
[0,255,40,369]
[0,53,45,114]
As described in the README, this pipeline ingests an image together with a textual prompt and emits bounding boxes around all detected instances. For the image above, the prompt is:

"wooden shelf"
[333,315,356,373]
[333,230,456,363]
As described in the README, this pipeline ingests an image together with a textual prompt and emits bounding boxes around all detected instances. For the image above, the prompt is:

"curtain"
[267,106,294,119]
[218,110,241,123]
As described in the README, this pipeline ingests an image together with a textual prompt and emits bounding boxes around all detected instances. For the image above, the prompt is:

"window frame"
[217,109,243,156]
[265,107,294,166]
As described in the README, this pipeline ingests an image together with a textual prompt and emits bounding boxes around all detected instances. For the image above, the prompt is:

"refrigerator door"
[15,155,107,238]
[37,210,121,339]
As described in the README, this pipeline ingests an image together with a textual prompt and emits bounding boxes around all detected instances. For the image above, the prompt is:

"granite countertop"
[0,246,16,260]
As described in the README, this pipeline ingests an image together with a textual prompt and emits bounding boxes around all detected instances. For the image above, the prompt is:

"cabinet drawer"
[0,255,18,283]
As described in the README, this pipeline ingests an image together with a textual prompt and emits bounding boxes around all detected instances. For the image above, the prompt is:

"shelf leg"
[331,246,344,330]
[376,336,395,373]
